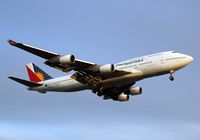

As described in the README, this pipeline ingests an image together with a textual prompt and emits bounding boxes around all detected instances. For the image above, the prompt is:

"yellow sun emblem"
[35,72,45,81]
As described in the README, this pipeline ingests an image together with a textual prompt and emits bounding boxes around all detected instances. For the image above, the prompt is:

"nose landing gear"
[169,75,174,81]
[169,70,174,81]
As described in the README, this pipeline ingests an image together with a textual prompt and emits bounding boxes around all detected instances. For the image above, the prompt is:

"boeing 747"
[8,40,193,101]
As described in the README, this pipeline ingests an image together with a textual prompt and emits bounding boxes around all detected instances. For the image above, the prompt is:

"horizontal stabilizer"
[8,76,43,87]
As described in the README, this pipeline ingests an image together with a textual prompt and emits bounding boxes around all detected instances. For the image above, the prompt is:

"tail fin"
[26,63,52,82]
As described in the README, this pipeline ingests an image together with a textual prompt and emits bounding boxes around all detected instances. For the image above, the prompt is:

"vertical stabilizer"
[26,63,52,82]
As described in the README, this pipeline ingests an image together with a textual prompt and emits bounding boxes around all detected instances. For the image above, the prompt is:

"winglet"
[7,39,17,46]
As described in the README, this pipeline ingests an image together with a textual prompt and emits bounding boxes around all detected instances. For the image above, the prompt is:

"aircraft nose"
[185,55,193,64]
[187,55,193,63]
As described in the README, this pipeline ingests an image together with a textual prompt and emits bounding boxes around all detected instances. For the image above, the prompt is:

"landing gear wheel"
[169,76,174,81]
[97,93,102,97]
[92,89,97,94]
[169,70,175,81]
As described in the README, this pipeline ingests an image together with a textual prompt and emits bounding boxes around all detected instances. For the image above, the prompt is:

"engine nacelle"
[99,64,115,74]
[129,87,142,95]
[59,55,75,64]
[117,93,129,102]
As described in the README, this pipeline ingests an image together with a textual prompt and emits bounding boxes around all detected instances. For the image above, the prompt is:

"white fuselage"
[29,51,193,93]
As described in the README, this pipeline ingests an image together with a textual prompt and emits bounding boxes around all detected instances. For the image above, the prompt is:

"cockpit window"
[172,51,178,53]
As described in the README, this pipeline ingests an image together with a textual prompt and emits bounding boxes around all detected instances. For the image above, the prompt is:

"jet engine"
[59,55,75,64]
[99,64,115,74]
[117,93,129,102]
[129,87,142,95]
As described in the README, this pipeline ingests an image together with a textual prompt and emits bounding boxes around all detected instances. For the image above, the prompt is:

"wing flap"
[44,60,72,72]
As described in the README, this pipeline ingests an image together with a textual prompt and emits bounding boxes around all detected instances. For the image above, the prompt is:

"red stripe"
[26,66,41,82]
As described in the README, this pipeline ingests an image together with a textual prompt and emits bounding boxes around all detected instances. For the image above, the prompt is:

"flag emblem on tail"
[26,63,52,82]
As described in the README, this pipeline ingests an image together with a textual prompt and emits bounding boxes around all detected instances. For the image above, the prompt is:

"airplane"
[7,39,193,102]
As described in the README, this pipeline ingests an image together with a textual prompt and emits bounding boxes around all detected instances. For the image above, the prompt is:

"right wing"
[8,40,59,59]
[8,40,98,73]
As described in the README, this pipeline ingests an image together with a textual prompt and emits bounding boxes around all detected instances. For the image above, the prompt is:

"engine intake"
[129,87,142,95]
[99,64,115,74]
[59,55,75,64]
[117,93,129,102]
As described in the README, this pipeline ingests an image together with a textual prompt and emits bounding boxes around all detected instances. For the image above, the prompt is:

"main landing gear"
[169,70,174,81]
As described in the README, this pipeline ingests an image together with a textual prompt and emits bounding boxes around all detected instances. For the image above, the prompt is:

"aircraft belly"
[35,79,87,92]
[54,80,86,92]
[101,71,143,88]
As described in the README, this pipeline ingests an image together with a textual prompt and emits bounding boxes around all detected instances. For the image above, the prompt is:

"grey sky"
[0,0,200,139]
